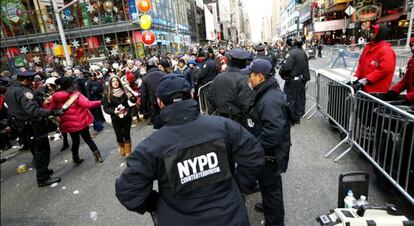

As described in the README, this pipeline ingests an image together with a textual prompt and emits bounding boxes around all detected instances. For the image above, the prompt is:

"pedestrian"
[5,71,64,187]
[85,72,105,134]
[173,59,189,76]
[115,75,264,226]
[242,59,291,226]
[103,76,136,157]
[385,37,414,103]
[46,77,104,165]
[141,57,167,128]
[279,37,310,124]
[353,24,396,93]
[329,48,347,68]
[317,41,323,58]
[208,48,254,124]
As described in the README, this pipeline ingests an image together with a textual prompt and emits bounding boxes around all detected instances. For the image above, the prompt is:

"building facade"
[280,0,303,38]
[1,0,200,70]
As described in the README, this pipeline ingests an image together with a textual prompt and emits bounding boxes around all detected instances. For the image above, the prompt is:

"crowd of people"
[1,22,413,225]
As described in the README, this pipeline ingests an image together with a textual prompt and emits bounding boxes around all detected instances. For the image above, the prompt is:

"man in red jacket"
[353,24,396,93]
[386,38,414,104]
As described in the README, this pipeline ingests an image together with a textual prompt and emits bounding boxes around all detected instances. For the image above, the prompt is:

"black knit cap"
[156,75,191,105]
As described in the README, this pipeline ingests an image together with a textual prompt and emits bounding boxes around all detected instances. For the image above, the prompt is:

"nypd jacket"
[208,67,255,116]
[115,99,264,226]
[247,77,291,174]
[5,82,51,121]
[279,46,310,81]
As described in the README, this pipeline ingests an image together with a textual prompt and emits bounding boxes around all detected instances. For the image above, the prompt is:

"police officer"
[254,44,276,74]
[208,48,254,125]
[279,37,310,124]
[242,59,291,226]
[115,75,264,226]
[5,71,64,187]
[141,56,167,128]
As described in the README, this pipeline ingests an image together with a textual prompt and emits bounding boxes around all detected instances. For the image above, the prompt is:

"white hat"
[45,77,57,85]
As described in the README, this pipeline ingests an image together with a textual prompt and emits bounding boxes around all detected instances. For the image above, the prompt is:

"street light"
[52,0,79,66]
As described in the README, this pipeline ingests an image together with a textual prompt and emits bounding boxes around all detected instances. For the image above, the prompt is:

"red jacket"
[392,56,414,102]
[46,91,101,133]
[355,40,396,93]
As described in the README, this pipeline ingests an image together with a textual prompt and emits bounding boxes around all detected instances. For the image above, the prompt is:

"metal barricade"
[303,68,318,118]
[197,81,213,115]
[316,72,356,162]
[350,91,414,205]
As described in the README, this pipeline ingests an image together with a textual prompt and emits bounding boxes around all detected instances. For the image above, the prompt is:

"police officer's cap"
[16,71,37,78]
[228,48,251,60]
[241,59,272,77]
[157,75,191,105]
[255,44,266,52]
[286,37,296,47]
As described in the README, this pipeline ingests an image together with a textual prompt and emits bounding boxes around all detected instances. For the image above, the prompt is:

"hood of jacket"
[159,99,200,127]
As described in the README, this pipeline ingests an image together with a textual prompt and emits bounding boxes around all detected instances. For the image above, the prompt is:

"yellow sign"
[53,45,72,57]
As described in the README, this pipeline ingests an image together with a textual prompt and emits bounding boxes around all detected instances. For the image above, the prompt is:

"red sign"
[141,30,156,45]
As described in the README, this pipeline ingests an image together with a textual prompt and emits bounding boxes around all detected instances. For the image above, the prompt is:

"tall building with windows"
[0,0,199,70]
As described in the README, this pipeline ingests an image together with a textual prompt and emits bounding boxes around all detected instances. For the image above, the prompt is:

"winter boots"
[93,150,104,163]
[118,143,125,157]
[124,141,132,157]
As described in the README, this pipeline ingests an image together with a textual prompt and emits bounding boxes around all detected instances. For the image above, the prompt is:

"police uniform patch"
[162,138,232,195]
[203,64,207,69]
[247,118,255,128]
[24,92,34,100]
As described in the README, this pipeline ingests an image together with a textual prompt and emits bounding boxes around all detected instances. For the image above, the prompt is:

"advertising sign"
[355,0,382,21]
[313,19,346,32]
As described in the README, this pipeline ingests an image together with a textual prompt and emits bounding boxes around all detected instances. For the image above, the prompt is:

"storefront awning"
[376,13,403,24]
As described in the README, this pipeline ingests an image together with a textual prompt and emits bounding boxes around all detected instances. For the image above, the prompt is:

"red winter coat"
[354,40,396,93]
[46,91,101,133]
[392,56,414,102]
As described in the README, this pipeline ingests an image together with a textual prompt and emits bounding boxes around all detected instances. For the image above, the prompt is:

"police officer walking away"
[116,75,264,226]
[5,71,65,187]
[208,48,254,125]
[254,44,276,75]
[279,37,310,124]
[242,59,291,226]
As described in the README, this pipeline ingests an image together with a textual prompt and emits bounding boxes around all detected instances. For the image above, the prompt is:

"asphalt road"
[1,59,413,226]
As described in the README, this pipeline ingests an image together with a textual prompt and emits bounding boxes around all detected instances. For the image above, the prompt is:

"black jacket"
[115,99,264,226]
[279,46,310,81]
[5,82,51,121]
[85,79,104,101]
[102,94,135,121]
[208,67,254,116]
[247,77,291,174]
[254,53,276,73]
[141,68,167,104]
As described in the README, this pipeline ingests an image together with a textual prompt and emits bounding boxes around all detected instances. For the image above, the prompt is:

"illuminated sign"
[355,0,382,21]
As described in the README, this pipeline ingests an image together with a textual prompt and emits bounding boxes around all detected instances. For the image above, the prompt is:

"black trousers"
[112,116,132,143]
[284,80,306,123]
[22,128,51,183]
[259,161,284,226]
[69,127,98,159]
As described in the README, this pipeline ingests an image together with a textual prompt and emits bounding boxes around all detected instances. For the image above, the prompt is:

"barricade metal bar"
[303,69,318,118]
[316,72,356,159]
[350,91,414,205]
[197,81,213,115]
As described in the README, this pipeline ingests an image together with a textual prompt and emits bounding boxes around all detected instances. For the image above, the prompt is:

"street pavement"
[1,58,414,226]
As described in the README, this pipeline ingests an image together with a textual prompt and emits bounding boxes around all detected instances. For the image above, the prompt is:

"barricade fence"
[303,69,318,118]
[351,92,414,205]
[306,70,414,205]
[197,81,213,114]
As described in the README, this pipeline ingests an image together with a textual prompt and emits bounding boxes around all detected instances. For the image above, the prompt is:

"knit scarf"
[112,87,125,98]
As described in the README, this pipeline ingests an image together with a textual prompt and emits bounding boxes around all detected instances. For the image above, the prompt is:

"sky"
[243,0,273,42]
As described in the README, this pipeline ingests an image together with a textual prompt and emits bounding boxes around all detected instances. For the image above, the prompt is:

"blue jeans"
[93,120,104,132]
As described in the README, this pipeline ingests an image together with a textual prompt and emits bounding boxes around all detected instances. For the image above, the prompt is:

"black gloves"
[50,108,65,116]
[384,90,399,101]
